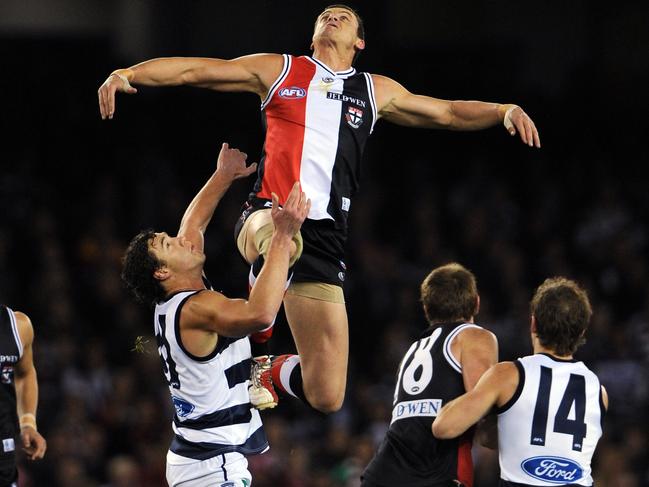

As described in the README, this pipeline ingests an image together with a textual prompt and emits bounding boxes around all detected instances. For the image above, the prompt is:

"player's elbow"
[431,418,456,439]
[247,310,276,331]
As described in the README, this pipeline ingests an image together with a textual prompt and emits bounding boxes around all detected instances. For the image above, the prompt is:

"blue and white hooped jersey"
[154,291,268,461]
[497,354,605,486]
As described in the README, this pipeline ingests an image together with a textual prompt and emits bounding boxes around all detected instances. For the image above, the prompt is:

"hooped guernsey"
[250,54,377,232]
[496,353,605,487]
[154,290,268,464]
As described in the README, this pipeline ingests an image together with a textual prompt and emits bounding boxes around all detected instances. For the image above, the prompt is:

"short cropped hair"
[420,263,478,325]
[531,277,592,355]
[121,229,167,307]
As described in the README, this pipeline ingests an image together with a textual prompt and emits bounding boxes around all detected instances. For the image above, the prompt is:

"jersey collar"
[306,56,356,78]
[538,352,578,363]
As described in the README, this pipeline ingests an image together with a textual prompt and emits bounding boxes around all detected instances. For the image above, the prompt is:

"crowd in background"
[3,136,647,486]
[3,25,648,487]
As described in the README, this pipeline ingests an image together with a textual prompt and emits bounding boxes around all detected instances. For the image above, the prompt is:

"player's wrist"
[498,104,518,131]
[110,70,134,89]
[212,169,237,187]
[19,413,37,431]
[270,230,294,248]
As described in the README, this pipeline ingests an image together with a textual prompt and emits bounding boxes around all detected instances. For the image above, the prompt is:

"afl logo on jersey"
[521,456,583,483]
[345,106,364,129]
[278,87,306,99]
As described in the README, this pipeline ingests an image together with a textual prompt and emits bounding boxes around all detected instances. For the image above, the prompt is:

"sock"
[248,255,293,345]
[271,354,307,404]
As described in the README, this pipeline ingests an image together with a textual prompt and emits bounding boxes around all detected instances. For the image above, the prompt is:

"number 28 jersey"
[497,354,605,487]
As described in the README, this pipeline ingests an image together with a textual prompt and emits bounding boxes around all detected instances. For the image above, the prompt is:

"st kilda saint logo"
[345,106,363,129]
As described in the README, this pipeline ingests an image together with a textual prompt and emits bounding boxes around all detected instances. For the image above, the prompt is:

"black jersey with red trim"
[362,323,482,487]
[0,306,22,474]
[250,54,377,232]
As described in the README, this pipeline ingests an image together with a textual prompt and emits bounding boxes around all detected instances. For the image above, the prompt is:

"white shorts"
[166,450,252,487]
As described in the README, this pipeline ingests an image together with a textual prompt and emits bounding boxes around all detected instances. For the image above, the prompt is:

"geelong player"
[120,144,309,487]
[99,4,538,413]
[433,277,608,487]
[361,263,498,487]
[0,306,47,487]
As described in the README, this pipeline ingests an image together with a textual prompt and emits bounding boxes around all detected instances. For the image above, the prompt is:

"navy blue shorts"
[234,199,347,288]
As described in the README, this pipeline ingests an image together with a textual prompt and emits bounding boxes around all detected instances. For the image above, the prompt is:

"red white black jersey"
[362,323,482,487]
[251,54,377,231]
[497,354,605,487]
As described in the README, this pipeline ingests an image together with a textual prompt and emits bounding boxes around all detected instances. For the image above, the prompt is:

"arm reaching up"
[178,142,257,254]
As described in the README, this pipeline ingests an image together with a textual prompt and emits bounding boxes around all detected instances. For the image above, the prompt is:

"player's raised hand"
[502,105,541,148]
[215,143,258,181]
[98,72,138,120]
[271,182,311,238]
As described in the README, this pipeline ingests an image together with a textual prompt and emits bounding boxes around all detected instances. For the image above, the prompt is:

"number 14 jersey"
[497,354,605,487]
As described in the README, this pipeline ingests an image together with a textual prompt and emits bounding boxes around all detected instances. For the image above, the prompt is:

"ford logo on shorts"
[521,456,583,483]
[278,87,306,99]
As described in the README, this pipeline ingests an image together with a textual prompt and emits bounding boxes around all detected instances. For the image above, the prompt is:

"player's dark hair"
[420,263,478,325]
[121,229,167,307]
[531,277,592,356]
[320,4,365,62]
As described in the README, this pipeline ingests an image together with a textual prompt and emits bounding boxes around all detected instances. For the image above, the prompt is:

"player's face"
[313,8,362,49]
[149,232,204,273]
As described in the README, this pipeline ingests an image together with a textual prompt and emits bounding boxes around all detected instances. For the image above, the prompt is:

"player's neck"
[164,273,205,296]
[533,342,573,361]
[312,43,354,72]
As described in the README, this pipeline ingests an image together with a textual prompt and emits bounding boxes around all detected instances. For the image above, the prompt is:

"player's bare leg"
[238,209,347,413]
[282,294,348,413]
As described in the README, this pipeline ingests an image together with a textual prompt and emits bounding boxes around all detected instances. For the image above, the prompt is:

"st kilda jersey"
[362,323,483,487]
[250,54,377,232]
[0,306,22,467]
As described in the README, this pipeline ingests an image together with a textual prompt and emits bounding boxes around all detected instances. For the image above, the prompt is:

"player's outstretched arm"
[433,361,516,439]
[13,312,47,461]
[372,74,541,148]
[181,182,310,337]
[178,143,257,255]
[98,53,284,119]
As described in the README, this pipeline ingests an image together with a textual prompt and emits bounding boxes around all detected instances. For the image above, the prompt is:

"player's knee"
[254,223,302,265]
[306,387,345,414]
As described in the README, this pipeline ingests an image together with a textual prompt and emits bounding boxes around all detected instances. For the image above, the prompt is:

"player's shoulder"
[183,288,225,309]
[13,310,34,347]
[231,53,285,75]
[369,73,403,91]
[491,360,519,377]
[456,324,497,346]
[235,52,283,61]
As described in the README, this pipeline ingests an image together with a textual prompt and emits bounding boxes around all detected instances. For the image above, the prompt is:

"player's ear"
[474,295,481,316]
[355,38,365,51]
[530,315,537,334]
[154,266,170,281]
